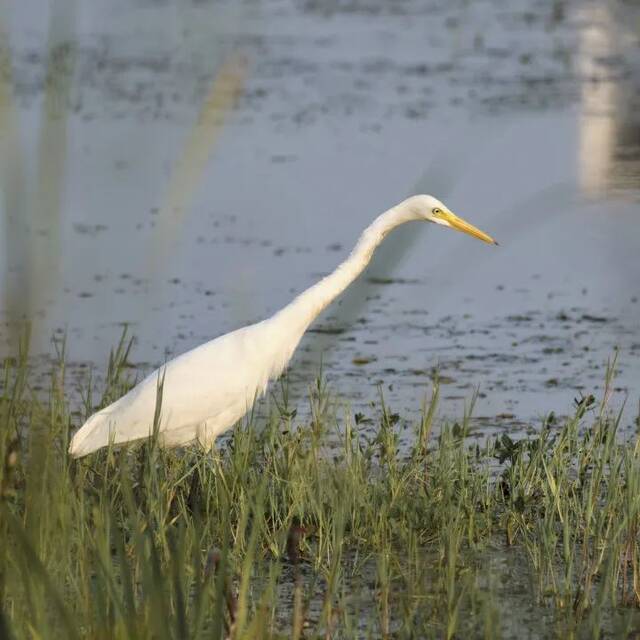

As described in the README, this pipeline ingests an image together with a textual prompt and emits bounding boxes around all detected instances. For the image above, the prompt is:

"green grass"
[1,333,640,639]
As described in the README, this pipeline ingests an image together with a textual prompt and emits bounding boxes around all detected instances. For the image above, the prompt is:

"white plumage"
[69,195,496,457]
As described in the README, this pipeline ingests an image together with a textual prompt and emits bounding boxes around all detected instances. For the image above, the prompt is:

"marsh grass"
[1,336,640,639]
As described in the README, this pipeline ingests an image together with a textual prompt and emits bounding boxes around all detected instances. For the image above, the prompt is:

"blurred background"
[0,0,639,433]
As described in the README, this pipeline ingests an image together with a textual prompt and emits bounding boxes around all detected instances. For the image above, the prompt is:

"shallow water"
[1,0,639,432]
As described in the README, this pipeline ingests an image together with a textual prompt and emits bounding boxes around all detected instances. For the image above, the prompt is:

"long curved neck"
[272,198,420,336]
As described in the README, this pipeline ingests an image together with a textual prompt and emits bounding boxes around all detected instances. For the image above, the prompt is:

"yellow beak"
[442,211,498,245]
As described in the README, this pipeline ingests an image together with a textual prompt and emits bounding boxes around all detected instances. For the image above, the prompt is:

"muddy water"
[1,0,639,432]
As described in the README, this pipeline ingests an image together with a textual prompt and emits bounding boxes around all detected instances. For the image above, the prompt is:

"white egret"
[69,195,496,457]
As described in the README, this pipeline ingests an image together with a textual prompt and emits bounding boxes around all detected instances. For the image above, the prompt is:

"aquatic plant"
[1,337,639,638]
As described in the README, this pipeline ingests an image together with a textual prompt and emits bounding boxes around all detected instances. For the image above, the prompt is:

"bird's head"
[409,194,498,245]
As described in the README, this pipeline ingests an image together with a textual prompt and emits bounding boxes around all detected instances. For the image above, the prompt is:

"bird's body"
[70,319,291,456]
[69,195,496,457]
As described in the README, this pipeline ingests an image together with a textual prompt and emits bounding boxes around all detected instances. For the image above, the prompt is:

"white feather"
[69,195,494,457]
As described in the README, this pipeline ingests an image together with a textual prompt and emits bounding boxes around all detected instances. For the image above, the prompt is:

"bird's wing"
[69,322,274,456]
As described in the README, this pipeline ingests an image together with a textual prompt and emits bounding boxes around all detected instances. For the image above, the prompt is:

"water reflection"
[577,2,640,199]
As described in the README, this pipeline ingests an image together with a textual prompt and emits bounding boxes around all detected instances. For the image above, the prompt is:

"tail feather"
[68,411,116,458]
[68,388,244,457]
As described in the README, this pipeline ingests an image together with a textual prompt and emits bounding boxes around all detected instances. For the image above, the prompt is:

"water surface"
[1,0,639,433]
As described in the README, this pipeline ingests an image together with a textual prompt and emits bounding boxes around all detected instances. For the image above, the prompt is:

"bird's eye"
[432,208,442,215]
